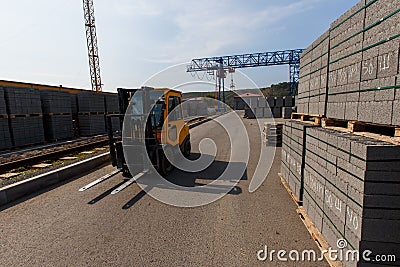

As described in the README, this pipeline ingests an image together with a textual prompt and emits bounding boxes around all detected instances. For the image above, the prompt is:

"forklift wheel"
[182,138,191,158]
[159,153,173,177]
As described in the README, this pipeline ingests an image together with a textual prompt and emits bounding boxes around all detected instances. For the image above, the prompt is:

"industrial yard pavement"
[0,113,328,266]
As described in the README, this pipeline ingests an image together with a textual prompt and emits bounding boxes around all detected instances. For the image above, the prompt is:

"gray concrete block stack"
[289,1,400,264]
[77,92,106,136]
[298,0,400,126]
[297,30,329,116]
[40,90,74,141]
[0,87,12,150]
[104,94,120,131]
[247,96,295,119]
[281,120,318,201]
[3,87,45,147]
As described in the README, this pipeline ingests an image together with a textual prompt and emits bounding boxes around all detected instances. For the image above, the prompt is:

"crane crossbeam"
[187,49,304,95]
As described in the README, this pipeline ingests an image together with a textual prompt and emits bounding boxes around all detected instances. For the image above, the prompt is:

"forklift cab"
[107,87,190,177]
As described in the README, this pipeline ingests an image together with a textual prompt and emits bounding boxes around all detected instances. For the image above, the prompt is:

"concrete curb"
[0,152,110,207]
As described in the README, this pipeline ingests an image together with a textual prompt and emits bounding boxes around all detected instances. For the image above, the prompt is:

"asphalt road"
[0,112,328,266]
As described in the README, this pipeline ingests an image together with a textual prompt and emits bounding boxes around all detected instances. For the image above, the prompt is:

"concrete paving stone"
[373,76,396,101]
[345,199,363,239]
[360,79,377,101]
[322,218,344,249]
[274,96,284,107]
[345,102,359,121]
[77,92,105,113]
[324,181,349,231]
[364,182,400,196]
[377,46,399,79]
[348,182,364,206]
[352,140,400,161]
[362,207,400,220]
[105,94,119,113]
[359,241,400,265]
[357,101,374,122]
[363,194,400,209]
[43,114,74,141]
[392,100,400,126]
[0,87,7,115]
[371,101,393,125]
[266,96,275,107]
[361,56,378,81]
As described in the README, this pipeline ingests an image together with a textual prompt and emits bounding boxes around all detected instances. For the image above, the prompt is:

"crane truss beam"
[83,0,102,92]
[187,49,304,95]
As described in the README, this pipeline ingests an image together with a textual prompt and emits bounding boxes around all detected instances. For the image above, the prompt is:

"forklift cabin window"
[168,96,182,121]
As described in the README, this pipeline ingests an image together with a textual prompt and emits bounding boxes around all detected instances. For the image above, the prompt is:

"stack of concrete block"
[281,120,318,201]
[3,87,45,147]
[327,1,366,121]
[77,92,106,136]
[301,126,400,266]
[282,96,295,119]
[246,96,295,119]
[356,0,399,126]
[298,0,400,126]
[40,90,73,141]
[298,30,329,116]
[0,87,12,150]
[104,94,119,113]
[104,94,120,132]
[264,123,283,147]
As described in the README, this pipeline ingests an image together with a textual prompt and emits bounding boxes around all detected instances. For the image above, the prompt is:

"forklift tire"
[182,137,191,158]
[159,153,173,177]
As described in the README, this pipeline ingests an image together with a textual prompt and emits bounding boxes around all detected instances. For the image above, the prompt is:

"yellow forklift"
[79,87,191,193]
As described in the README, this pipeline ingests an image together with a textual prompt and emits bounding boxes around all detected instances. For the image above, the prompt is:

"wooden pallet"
[278,173,302,205]
[291,113,323,126]
[297,207,344,267]
[9,114,43,118]
[0,114,8,119]
[78,112,106,115]
[44,112,72,116]
[322,118,400,145]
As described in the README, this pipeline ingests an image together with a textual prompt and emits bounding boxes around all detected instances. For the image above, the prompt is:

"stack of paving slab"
[291,1,400,265]
[0,87,12,150]
[77,92,106,136]
[297,0,400,126]
[40,90,73,141]
[281,120,318,201]
[282,121,400,266]
[104,94,121,131]
[3,87,45,147]
[306,127,400,264]
[247,96,294,119]
[297,30,329,116]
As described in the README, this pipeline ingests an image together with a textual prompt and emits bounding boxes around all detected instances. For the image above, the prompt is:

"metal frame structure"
[187,49,304,97]
[83,0,103,92]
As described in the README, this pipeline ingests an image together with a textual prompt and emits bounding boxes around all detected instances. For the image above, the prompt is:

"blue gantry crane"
[187,49,304,101]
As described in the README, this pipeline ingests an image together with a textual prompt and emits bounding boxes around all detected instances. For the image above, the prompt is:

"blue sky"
[0,0,359,92]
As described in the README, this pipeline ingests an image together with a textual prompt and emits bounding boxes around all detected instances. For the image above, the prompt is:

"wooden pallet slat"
[291,113,323,126]
[278,173,302,205]
[322,118,400,145]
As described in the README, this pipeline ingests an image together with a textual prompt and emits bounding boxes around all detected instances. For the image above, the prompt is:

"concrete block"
[0,118,12,150]
[274,97,284,107]
[283,96,294,107]
[40,90,72,114]
[372,101,393,125]
[0,87,7,115]
[345,102,358,121]
[361,56,378,81]
[272,107,282,118]
[77,92,105,113]
[392,100,400,126]
[43,115,74,141]
[266,96,275,107]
